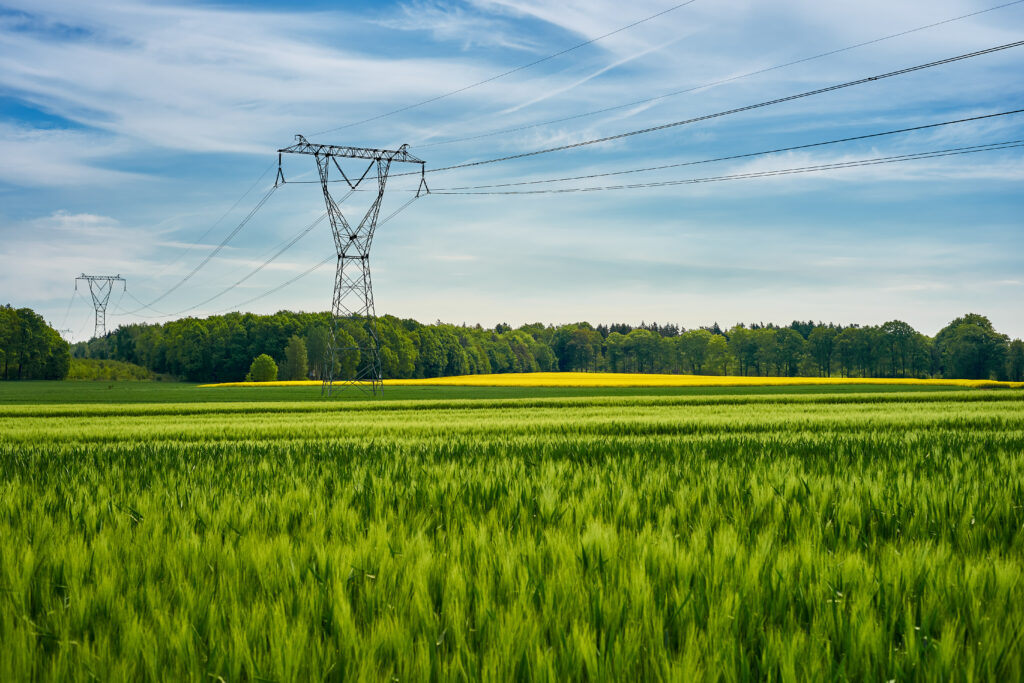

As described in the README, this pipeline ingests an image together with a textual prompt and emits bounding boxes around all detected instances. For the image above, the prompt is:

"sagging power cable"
[212,194,426,315]
[115,184,279,315]
[430,109,1024,191]
[433,140,1024,195]
[397,40,1024,177]
[414,0,1024,150]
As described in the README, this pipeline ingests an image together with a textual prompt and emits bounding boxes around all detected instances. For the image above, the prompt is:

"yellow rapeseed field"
[200,372,1024,389]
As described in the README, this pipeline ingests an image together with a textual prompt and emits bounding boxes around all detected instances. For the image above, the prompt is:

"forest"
[67,310,1024,383]
[0,305,71,380]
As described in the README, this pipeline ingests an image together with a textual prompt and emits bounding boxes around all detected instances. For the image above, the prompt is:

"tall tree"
[283,335,309,381]
[936,314,1008,380]
[807,326,837,377]
[304,326,330,380]
[1006,339,1024,382]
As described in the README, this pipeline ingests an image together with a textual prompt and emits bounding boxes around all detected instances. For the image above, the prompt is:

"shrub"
[246,354,277,382]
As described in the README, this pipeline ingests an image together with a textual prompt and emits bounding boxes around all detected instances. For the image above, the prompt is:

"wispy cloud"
[378,1,541,52]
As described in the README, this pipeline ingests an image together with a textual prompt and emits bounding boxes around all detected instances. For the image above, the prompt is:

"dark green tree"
[936,314,1008,380]
[807,326,837,377]
[0,306,70,380]
[1006,339,1024,382]
[283,335,308,381]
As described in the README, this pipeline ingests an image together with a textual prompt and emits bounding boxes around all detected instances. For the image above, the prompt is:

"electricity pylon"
[277,135,427,396]
[75,274,125,339]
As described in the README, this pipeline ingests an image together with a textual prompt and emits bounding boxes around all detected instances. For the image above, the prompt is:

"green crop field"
[2,384,1023,681]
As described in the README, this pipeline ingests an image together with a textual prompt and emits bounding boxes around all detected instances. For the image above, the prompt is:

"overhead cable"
[312,0,701,135]
[149,161,277,280]
[415,0,1024,150]
[431,108,1024,191]
[171,211,330,315]
[115,184,279,315]
[212,194,425,315]
[401,40,1024,176]
[434,140,1024,194]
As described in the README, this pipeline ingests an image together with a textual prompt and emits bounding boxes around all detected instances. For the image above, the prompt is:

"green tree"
[677,329,713,374]
[1006,339,1024,382]
[880,320,917,377]
[283,335,308,381]
[333,328,360,380]
[936,314,1008,380]
[604,332,626,372]
[0,306,70,380]
[775,328,805,377]
[305,326,330,380]
[705,335,730,375]
[728,326,758,376]
[807,326,837,377]
[247,353,278,382]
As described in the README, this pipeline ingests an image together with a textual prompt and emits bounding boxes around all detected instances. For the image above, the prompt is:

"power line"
[215,255,335,315]
[120,194,426,321]
[149,161,277,280]
[433,140,1024,195]
[311,0,701,135]
[158,189,356,317]
[58,289,76,329]
[116,184,279,315]
[213,195,425,316]
[401,40,1024,176]
[430,108,1024,191]
[171,212,329,315]
[414,0,1024,150]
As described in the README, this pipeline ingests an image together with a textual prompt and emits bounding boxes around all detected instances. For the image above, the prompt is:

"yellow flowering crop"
[200,372,1024,389]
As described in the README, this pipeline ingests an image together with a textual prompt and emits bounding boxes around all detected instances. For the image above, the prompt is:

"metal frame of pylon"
[277,135,427,397]
[75,274,125,339]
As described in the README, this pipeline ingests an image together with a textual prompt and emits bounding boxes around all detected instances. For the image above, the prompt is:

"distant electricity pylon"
[76,274,125,339]
[277,135,427,396]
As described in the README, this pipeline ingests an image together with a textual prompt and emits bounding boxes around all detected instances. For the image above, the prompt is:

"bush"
[67,358,168,381]
[247,354,278,382]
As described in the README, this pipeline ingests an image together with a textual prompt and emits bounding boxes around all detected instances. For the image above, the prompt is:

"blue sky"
[1,0,1022,340]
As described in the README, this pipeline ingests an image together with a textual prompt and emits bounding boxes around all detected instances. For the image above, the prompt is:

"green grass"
[1,387,1023,680]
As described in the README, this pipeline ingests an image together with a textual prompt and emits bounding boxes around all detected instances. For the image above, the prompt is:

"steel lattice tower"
[75,274,125,339]
[277,135,426,396]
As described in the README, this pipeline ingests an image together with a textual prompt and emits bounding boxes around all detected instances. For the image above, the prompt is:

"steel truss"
[277,135,427,396]
[75,274,126,339]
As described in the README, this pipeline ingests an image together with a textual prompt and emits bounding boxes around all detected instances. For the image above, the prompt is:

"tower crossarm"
[278,135,424,165]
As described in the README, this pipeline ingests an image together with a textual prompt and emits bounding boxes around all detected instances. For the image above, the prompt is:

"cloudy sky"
[1,0,1022,340]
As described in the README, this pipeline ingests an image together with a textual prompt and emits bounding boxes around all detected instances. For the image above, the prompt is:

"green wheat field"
[2,383,1023,681]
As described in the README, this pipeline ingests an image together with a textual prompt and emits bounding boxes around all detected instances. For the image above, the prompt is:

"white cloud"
[377,1,542,52]
[0,123,145,186]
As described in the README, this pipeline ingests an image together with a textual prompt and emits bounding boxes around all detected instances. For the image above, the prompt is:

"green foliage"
[333,327,360,380]
[1007,339,1024,382]
[304,325,330,380]
[67,358,161,381]
[247,353,278,382]
[70,310,1016,383]
[283,335,308,381]
[936,314,1008,380]
[1,391,1023,679]
[0,305,70,380]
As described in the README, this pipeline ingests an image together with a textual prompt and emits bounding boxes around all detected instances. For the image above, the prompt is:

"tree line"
[70,310,1024,382]
[0,305,71,380]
